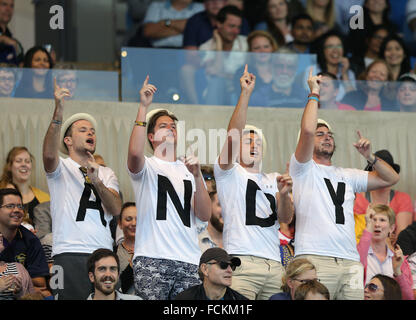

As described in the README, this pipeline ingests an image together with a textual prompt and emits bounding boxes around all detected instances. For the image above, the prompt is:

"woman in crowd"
[379,34,412,81]
[314,31,356,100]
[364,274,403,300]
[357,204,413,300]
[254,0,293,46]
[305,0,338,39]
[233,30,278,101]
[269,258,318,300]
[341,59,395,111]
[14,46,54,99]
[0,146,50,226]
[115,202,137,294]
[347,0,395,58]
[350,25,390,76]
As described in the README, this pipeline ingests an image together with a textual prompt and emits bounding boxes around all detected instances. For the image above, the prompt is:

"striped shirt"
[0,263,19,300]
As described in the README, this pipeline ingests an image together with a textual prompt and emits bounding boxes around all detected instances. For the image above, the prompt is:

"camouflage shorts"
[133,256,200,300]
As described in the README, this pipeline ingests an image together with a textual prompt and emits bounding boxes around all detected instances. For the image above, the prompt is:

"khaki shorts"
[231,255,284,300]
[296,254,364,300]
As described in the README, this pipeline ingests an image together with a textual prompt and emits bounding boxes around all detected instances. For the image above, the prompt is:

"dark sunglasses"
[365,283,383,292]
[206,261,236,271]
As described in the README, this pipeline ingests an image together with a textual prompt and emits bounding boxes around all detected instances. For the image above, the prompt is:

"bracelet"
[308,97,319,103]
[367,155,378,167]
[51,119,62,125]
[134,120,147,127]
[308,93,320,99]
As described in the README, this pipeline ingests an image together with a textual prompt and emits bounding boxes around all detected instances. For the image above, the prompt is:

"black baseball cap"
[199,248,241,267]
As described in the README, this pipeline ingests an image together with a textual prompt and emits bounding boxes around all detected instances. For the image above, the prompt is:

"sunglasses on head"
[365,283,383,292]
[206,261,236,271]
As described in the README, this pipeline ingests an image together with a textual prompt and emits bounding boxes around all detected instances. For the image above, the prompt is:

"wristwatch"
[164,19,172,27]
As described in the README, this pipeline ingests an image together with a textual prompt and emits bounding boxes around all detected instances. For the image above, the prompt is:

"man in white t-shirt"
[214,65,294,300]
[290,69,400,300]
[42,79,122,300]
[127,76,211,300]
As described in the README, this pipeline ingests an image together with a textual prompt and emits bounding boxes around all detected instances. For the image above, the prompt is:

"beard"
[94,275,116,295]
[314,144,335,159]
[210,215,223,233]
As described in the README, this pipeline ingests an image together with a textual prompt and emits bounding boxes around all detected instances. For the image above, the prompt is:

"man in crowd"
[127,75,211,299]
[286,13,314,54]
[290,68,400,299]
[87,248,141,300]
[0,188,50,297]
[214,65,294,300]
[142,0,204,48]
[42,80,122,300]
[175,247,248,300]
[198,190,223,251]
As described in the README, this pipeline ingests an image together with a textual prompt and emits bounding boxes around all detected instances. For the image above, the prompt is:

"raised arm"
[184,155,211,222]
[86,151,122,216]
[352,131,400,191]
[127,76,157,174]
[295,68,322,163]
[42,79,71,173]
[276,163,294,224]
[218,65,256,170]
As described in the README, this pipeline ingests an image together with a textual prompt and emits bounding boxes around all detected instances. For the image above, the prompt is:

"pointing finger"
[244,64,248,74]
[143,75,149,86]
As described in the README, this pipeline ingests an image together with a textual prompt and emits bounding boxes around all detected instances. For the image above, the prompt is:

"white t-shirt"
[128,156,201,265]
[289,153,368,261]
[47,157,119,256]
[214,159,282,262]
[199,35,248,75]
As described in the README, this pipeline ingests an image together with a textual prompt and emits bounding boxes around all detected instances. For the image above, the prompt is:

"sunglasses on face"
[206,261,236,271]
[365,283,383,292]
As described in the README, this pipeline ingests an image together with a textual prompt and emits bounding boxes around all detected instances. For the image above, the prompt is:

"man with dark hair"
[0,188,50,298]
[214,66,294,300]
[287,13,314,54]
[195,5,248,105]
[183,0,249,50]
[290,69,400,300]
[127,76,211,300]
[199,5,246,52]
[87,248,141,300]
[175,247,248,300]
[198,190,223,252]
[42,80,122,300]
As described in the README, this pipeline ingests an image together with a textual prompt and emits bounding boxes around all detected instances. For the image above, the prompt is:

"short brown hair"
[147,110,178,151]
[294,279,330,300]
